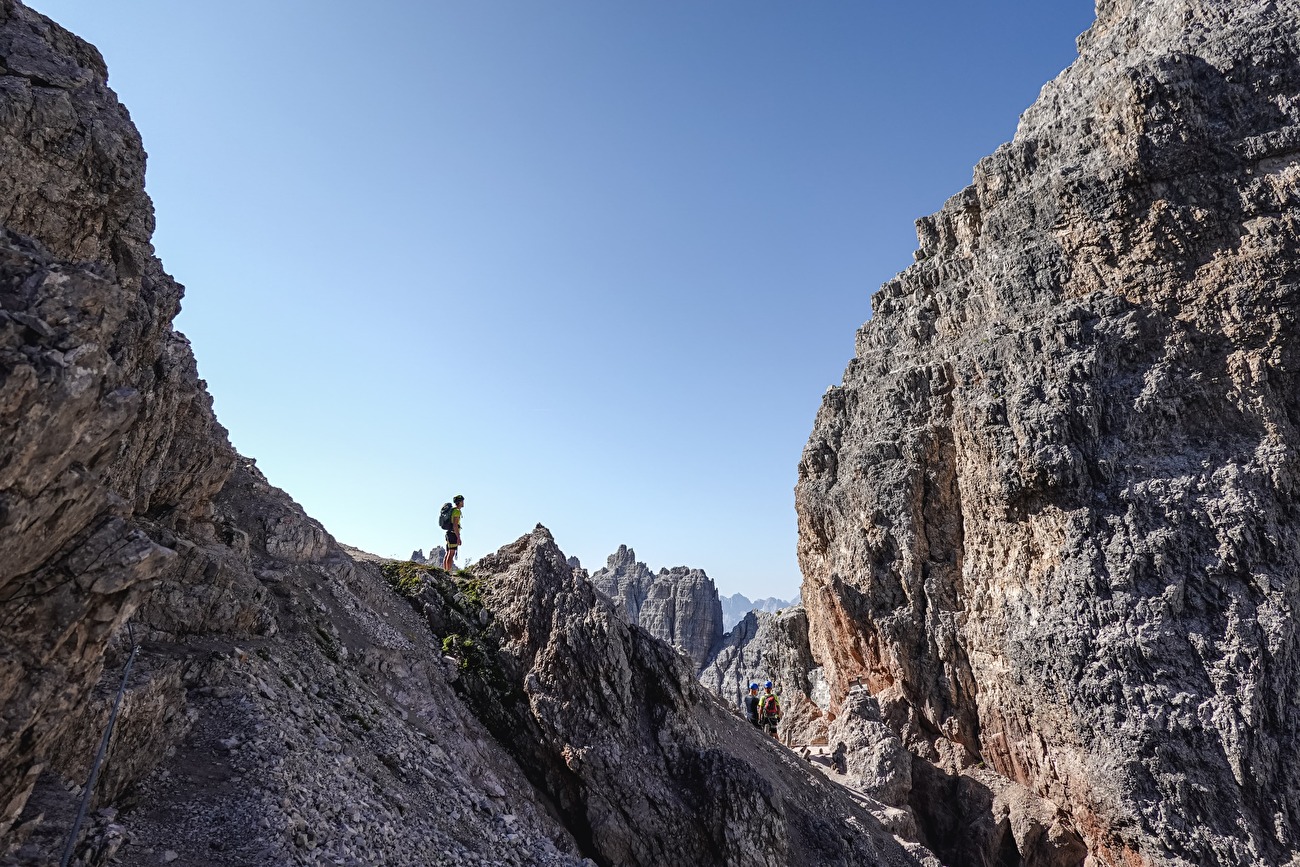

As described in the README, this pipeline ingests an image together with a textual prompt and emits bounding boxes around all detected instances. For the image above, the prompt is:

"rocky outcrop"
[441,527,931,867]
[721,592,796,631]
[7,483,591,867]
[796,1,1300,865]
[409,545,446,565]
[590,545,724,672]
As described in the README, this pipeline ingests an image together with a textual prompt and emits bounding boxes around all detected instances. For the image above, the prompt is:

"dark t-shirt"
[743,693,760,723]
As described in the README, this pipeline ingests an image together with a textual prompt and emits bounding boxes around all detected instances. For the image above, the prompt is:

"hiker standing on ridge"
[759,681,782,740]
[440,495,464,572]
[743,683,761,728]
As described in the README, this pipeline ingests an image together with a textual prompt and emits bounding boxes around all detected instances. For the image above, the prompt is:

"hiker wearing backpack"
[743,683,761,727]
[439,495,464,571]
[759,681,782,739]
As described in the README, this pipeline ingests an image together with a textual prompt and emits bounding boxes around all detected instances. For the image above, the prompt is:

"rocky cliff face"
[590,545,724,672]
[435,528,931,867]
[0,0,241,839]
[796,1,1300,865]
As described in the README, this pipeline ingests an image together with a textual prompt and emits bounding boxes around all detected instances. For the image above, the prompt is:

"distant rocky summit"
[409,545,446,565]
[589,545,724,672]
[797,1,1300,865]
[720,591,797,632]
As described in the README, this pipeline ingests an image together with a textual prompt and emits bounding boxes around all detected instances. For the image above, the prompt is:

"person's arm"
[453,513,461,543]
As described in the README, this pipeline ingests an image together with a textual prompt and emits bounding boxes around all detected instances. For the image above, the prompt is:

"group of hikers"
[743,681,782,738]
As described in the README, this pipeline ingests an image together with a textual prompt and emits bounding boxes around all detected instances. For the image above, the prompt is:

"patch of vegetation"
[457,574,489,608]
[380,560,438,597]
[256,647,271,662]
[313,625,341,663]
[344,711,374,732]
[441,633,484,670]
[421,568,489,618]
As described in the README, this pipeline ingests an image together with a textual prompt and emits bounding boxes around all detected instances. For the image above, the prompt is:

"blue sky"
[34,0,1095,599]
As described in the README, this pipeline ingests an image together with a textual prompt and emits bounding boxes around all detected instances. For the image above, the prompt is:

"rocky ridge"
[418,528,932,867]
[797,0,1300,864]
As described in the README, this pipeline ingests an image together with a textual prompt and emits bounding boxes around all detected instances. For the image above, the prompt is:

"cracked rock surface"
[797,1,1300,864]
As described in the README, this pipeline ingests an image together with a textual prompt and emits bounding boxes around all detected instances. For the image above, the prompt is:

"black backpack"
[438,502,454,531]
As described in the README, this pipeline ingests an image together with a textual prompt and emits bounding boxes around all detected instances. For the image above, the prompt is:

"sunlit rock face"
[796,1,1300,864]
[590,545,724,672]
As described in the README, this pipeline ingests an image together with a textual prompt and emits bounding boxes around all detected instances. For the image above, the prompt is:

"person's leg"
[443,530,458,571]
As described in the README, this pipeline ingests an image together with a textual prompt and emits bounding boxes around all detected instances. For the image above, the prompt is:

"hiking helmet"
[453,494,465,503]
[749,682,759,690]
[764,681,773,689]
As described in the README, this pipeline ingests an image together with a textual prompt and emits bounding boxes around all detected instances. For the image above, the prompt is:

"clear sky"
[33,0,1095,600]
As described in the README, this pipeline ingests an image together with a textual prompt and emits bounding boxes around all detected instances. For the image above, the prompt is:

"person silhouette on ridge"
[441,495,464,571]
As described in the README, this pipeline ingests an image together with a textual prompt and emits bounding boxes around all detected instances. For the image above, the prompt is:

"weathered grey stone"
[826,691,911,809]
[464,527,929,867]
[796,1,1300,864]
[0,0,239,836]
[590,546,724,672]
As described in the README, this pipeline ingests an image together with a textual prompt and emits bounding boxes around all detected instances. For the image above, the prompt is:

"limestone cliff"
[590,545,724,672]
[0,0,241,838]
[432,528,930,867]
[796,1,1300,865]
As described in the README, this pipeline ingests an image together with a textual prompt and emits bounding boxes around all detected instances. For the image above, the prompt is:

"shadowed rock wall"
[0,0,243,836]
[465,528,929,867]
